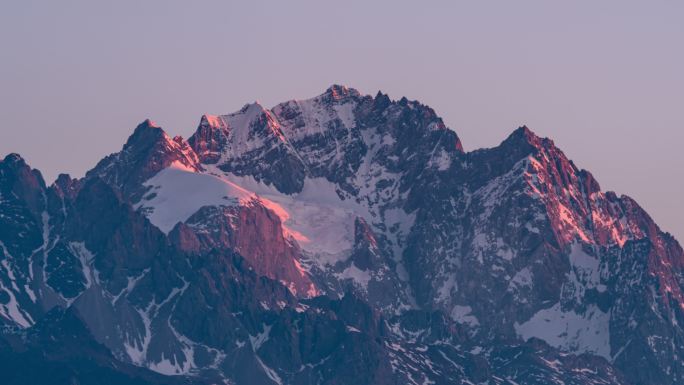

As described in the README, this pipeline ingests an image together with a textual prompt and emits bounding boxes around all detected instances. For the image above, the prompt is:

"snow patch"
[508,267,534,293]
[336,264,372,290]
[250,323,272,351]
[515,302,611,359]
[0,241,33,327]
[450,305,479,327]
[429,149,451,171]
[113,268,150,304]
[124,307,153,365]
[436,275,458,304]
[332,103,356,129]
[568,243,601,289]
[148,352,192,376]
[255,356,283,385]
[136,161,253,233]
[68,242,97,288]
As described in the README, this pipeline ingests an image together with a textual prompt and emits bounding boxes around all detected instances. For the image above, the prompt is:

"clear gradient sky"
[1,1,682,240]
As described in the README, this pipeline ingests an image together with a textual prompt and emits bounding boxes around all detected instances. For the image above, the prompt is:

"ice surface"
[136,161,253,233]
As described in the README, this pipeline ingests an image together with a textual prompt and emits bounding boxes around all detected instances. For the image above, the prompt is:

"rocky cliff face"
[1,85,682,384]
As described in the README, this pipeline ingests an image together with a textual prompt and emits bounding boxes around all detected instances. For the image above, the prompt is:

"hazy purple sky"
[1,1,682,240]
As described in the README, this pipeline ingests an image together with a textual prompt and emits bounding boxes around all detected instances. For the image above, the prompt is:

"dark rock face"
[1,86,683,384]
[0,307,197,385]
[172,202,316,297]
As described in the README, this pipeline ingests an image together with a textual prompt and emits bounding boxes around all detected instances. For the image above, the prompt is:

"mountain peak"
[506,125,543,146]
[199,114,227,130]
[86,119,199,196]
[143,118,160,128]
[0,153,46,187]
[240,101,267,113]
[322,84,361,102]
[490,125,559,163]
[2,152,27,167]
[125,119,167,148]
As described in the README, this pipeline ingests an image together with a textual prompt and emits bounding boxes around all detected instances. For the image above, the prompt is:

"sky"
[1,1,682,241]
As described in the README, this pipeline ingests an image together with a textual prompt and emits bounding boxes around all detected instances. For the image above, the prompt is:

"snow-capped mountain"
[1,85,682,385]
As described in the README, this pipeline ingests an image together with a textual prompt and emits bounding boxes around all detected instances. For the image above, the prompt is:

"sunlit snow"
[136,161,254,233]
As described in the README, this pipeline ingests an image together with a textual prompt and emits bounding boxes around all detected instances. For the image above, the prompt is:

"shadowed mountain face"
[1,85,682,385]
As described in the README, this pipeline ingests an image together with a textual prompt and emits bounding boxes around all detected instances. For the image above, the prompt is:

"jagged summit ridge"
[186,85,463,194]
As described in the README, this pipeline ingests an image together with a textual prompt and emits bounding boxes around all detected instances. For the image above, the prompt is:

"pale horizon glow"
[1,1,682,241]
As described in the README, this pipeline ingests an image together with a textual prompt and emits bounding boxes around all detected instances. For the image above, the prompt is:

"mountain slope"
[1,85,682,384]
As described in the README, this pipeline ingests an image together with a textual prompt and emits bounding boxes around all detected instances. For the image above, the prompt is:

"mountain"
[1,85,682,384]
